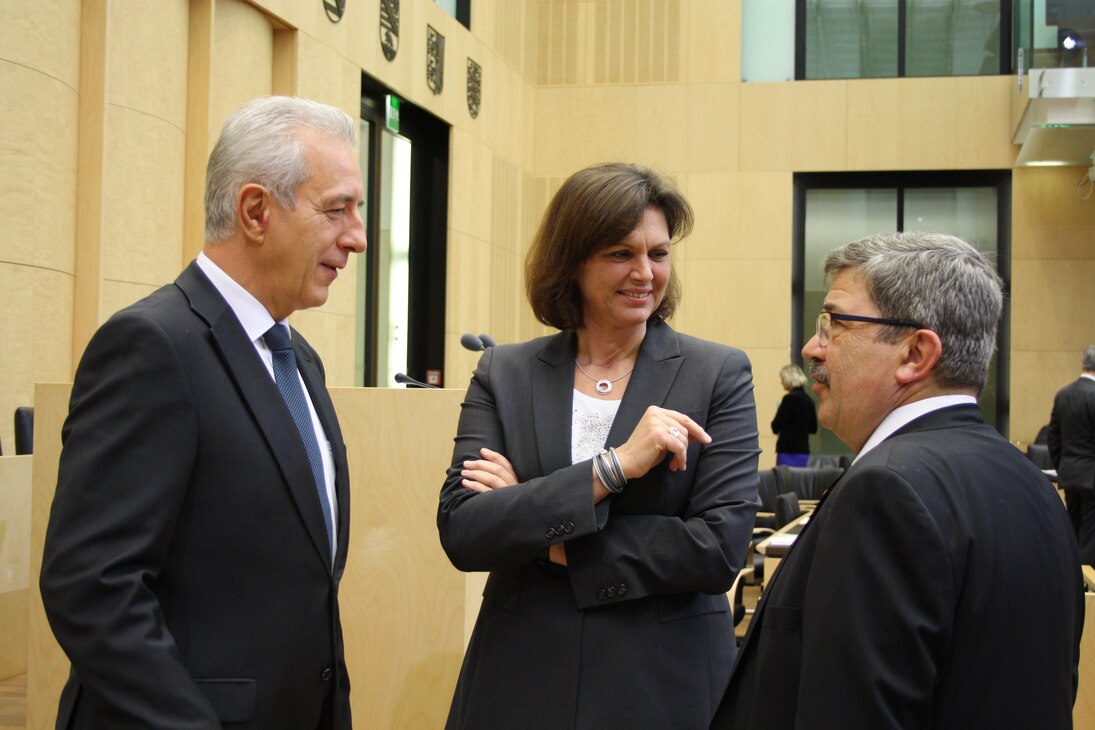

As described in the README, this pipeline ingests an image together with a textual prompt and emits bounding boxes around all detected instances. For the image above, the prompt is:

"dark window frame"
[792,170,1012,435]
[794,0,1014,79]
[360,74,449,387]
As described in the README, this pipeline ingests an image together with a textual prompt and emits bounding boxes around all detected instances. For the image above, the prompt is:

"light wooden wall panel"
[0,0,80,453]
[26,384,69,730]
[0,456,32,679]
[1010,167,1095,443]
[331,387,465,729]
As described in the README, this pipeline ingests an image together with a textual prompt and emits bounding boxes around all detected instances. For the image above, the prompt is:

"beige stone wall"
[0,0,1087,472]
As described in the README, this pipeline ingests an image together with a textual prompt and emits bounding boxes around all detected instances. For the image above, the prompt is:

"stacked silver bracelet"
[594,447,628,494]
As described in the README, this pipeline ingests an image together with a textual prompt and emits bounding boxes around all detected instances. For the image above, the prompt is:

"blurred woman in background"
[771,363,817,467]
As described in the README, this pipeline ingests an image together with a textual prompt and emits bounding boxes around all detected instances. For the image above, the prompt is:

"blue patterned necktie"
[263,324,335,556]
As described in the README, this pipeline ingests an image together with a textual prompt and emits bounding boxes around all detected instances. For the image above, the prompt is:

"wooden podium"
[26,384,468,729]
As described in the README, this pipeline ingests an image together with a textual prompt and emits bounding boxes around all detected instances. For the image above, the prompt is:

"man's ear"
[238,184,269,243]
[895,329,942,385]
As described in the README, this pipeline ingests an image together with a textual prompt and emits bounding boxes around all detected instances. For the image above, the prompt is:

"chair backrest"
[774,492,802,529]
[807,453,844,469]
[775,465,844,501]
[14,406,33,455]
[1026,443,1053,471]
[757,468,780,512]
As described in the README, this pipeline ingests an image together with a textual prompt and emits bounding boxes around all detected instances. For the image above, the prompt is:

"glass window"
[793,0,1007,79]
[742,0,797,82]
[435,0,471,29]
[795,173,1010,454]
[906,0,1002,77]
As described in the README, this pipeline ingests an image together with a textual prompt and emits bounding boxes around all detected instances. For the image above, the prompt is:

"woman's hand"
[461,447,518,493]
[614,406,711,478]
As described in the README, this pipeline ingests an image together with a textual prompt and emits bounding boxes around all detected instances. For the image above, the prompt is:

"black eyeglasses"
[815,311,925,346]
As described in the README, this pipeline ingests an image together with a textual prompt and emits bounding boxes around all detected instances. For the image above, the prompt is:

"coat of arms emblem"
[427,25,445,95]
[380,0,399,61]
[467,59,482,118]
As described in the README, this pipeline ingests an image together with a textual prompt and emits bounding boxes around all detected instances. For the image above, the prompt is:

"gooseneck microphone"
[394,372,439,389]
[460,333,498,351]
[460,333,485,352]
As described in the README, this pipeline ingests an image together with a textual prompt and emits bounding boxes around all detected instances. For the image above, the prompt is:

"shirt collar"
[853,394,978,465]
[1081,373,1095,383]
[196,252,283,341]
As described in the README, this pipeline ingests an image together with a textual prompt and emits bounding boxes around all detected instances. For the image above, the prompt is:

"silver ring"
[669,427,681,438]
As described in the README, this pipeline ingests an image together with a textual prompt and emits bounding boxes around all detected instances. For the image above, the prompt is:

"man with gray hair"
[1049,344,1095,565]
[714,232,1082,729]
[41,96,366,729]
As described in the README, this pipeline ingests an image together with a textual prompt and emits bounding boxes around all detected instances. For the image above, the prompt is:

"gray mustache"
[809,360,829,386]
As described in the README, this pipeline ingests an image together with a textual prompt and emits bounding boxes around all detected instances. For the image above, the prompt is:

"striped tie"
[263,324,334,556]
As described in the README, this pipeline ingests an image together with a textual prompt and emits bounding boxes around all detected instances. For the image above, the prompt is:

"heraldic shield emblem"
[427,25,445,95]
[467,59,482,119]
[380,0,400,61]
[324,0,345,23]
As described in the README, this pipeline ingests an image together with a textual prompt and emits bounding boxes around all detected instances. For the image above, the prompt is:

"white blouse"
[570,389,621,464]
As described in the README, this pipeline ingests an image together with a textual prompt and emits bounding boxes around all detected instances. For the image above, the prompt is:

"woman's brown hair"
[524,163,694,330]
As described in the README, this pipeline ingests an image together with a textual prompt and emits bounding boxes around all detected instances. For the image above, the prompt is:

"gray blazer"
[438,320,760,729]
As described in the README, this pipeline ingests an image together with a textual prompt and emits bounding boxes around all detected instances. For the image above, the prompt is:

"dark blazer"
[438,321,760,729]
[714,405,1084,729]
[1049,376,1095,493]
[40,262,352,730]
[771,387,817,454]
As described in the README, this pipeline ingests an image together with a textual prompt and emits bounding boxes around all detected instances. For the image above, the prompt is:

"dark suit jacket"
[40,262,352,729]
[1049,376,1095,493]
[438,321,760,729]
[714,404,1083,729]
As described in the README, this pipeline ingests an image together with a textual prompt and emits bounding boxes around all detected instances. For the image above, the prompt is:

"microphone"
[460,333,485,351]
[394,372,439,389]
[478,333,497,348]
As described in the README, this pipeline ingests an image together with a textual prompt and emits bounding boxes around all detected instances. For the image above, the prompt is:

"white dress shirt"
[853,394,979,465]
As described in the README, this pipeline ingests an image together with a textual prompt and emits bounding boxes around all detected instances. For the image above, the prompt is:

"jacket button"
[597,589,607,601]
[545,527,557,539]
[606,586,616,598]
[563,522,575,534]
[617,583,628,596]
[321,667,333,682]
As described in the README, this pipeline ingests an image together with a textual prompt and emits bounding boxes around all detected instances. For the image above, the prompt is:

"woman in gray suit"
[437,163,760,729]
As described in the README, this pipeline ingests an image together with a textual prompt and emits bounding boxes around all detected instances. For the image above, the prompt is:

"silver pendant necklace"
[575,359,634,395]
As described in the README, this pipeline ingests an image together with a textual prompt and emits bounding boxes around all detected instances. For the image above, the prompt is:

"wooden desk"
[755,513,811,589]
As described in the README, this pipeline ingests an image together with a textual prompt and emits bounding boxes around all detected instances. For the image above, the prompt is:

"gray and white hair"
[822,232,1004,392]
[1083,345,1095,372]
[204,96,357,242]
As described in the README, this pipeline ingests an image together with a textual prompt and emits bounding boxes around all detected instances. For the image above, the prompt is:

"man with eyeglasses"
[713,232,1082,729]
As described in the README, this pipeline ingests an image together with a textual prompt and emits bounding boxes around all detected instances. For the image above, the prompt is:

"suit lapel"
[532,331,579,476]
[606,320,683,447]
[296,341,350,569]
[737,404,983,664]
[176,263,334,570]
[530,322,685,475]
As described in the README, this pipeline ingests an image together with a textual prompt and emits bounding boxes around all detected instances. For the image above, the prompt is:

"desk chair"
[775,465,843,501]
[756,468,780,530]
[14,406,33,455]
[774,493,803,530]
[806,454,851,469]
[1026,443,1053,471]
